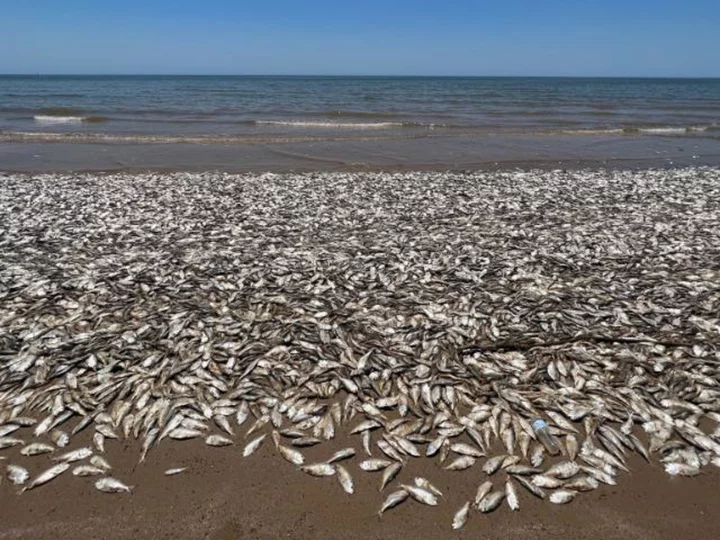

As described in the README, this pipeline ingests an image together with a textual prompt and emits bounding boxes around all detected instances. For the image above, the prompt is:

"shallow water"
[1,76,720,142]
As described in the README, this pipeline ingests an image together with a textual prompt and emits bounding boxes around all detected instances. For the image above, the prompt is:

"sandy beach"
[1,168,720,539]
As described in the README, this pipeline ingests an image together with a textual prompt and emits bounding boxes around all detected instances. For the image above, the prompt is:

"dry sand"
[2,168,720,539]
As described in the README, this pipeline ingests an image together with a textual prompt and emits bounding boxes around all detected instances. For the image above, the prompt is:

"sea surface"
[1,75,720,143]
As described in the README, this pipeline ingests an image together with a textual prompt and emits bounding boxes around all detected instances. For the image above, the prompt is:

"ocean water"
[1,75,719,144]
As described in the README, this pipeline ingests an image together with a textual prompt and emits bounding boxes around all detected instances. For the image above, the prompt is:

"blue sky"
[1,1,719,76]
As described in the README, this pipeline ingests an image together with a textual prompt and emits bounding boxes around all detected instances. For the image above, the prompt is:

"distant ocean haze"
[1,75,719,143]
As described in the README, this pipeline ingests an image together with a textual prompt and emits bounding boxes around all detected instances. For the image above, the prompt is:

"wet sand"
[1,432,719,540]
[1,132,720,172]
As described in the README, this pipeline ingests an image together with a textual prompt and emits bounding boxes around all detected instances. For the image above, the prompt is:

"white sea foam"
[34,115,86,125]
[639,127,689,135]
[255,120,404,129]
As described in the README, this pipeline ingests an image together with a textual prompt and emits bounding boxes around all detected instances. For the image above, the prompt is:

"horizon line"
[1,73,719,79]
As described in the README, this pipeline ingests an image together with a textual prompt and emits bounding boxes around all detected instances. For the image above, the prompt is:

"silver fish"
[243,434,266,457]
[379,489,409,516]
[95,477,132,493]
[24,463,70,491]
[335,464,354,494]
[452,501,471,530]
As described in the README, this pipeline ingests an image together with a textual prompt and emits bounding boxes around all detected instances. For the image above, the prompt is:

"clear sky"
[2,1,719,77]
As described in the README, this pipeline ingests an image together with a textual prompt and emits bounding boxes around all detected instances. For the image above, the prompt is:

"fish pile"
[1,168,719,527]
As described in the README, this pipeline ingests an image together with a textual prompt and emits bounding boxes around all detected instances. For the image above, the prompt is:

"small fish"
[532,474,565,489]
[664,463,700,477]
[301,463,336,477]
[444,456,476,471]
[291,437,322,448]
[451,442,484,458]
[549,489,576,504]
[90,455,112,471]
[505,478,520,510]
[169,428,203,440]
[452,501,471,530]
[20,442,55,457]
[564,476,600,492]
[328,448,355,463]
[380,462,402,491]
[243,434,266,457]
[277,444,304,465]
[414,477,444,499]
[379,489,409,516]
[506,464,542,476]
[93,432,105,453]
[477,490,505,513]
[402,485,438,506]
[336,464,354,494]
[0,437,24,449]
[515,475,546,499]
[24,463,70,491]
[53,447,92,463]
[73,465,106,477]
[7,464,30,485]
[474,480,493,508]
[95,477,132,493]
[360,459,392,472]
[205,434,233,447]
[483,455,505,475]
[50,430,70,448]
[164,467,187,476]
[546,461,580,479]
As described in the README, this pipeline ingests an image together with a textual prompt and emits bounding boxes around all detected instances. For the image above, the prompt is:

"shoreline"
[1,132,720,173]
[1,168,720,540]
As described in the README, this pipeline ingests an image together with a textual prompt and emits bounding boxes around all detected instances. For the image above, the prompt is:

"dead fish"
[169,428,203,440]
[564,476,599,492]
[665,463,700,477]
[445,455,476,471]
[53,447,92,463]
[360,459,392,472]
[20,442,55,457]
[453,501,471,530]
[24,463,70,491]
[90,455,112,471]
[451,442,484,458]
[414,477,443,499]
[291,437,322,448]
[277,444,304,465]
[301,463,336,477]
[95,477,132,493]
[335,464,354,494]
[0,438,24,449]
[379,489,409,516]
[483,455,505,475]
[477,490,505,513]
[505,478,520,510]
[474,480,493,508]
[380,462,402,491]
[546,461,580,479]
[243,434,266,457]
[328,448,355,463]
[506,464,542,476]
[73,465,106,477]
[7,464,30,485]
[402,485,439,506]
[50,430,70,448]
[549,489,577,504]
[532,474,565,489]
[205,434,233,447]
[93,432,105,453]
[515,475,546,499]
